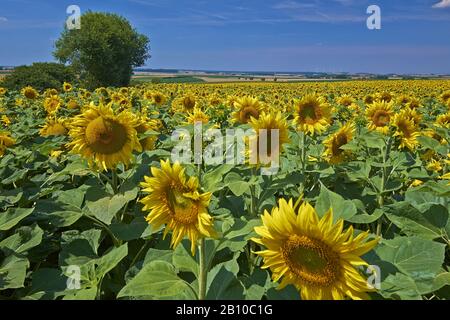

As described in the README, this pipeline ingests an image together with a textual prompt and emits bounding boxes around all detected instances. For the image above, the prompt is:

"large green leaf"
[315,184,357,221]
[0,254,29,290]
[0,223,43,254]
[118,260,193,299]
[0,207,34,231]
[384,202,448,240]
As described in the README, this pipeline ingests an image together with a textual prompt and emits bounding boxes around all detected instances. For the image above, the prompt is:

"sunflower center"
[166,188,199,225]
[332,133,348,155]
[183,97,196,110]
[397,120,412,137]
[282,235,340,287]
[85,117,128,154]
[298,102,322,124]
[241,107,259,122]
[373,110,390,127]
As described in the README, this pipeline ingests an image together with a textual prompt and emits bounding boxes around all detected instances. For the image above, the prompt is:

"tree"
[0,63,76,91]
[54,12,150,89]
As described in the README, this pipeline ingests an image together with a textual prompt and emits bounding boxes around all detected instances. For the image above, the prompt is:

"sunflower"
[441,173,450,186]
[140,160,217,254]
[0,131,15,157]
[392,110,420,150]
[248,112,290,165]
[135,118,159,151]
[0,87,6,96]
[323,123,355,164]
[67,99,79,110]
[336,95,354,107]
[68,103,141,171]
[440,90,450,104]
[179,93,197,112]
[293,94,331,135]
[185,107,210,125]
[44,95,62,114]
[232,96,263,124]
[435,112,450,129]
[21,86,38,99]
[1,115,11,126]
[252,198,378,300]
[365,101,394,134]
[406,97,422,109]
[152,92,167,106]
[63,82,73,92]
[40,118,68,137]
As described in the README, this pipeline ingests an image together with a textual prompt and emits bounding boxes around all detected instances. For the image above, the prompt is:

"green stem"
[376,137,392,237]
[299,131,307,194]
[84,214,121,247]
[249,167,258,216]
[198,238,207,300]
[111,169,119,193]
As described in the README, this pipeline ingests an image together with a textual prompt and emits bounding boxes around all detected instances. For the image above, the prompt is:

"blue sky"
[0,0,450,74]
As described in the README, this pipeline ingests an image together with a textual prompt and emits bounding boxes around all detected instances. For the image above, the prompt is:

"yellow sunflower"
[323,123,355,164]
[232,96,263,124]
[435,112,450,129]
[135,118,159,151]
[293,94,331,135]
[0,87,7,96]
[336,95,354,107]
[185,107,210,125]
[248,111,290,165]
[63,82,73,92]
[140,160,217,255]
[0,131,15,157]
[1,115,11,126]
[365,101,394,134]
[441,173,450,186]
[44,95,62,115]
[440,90,450,104]
[152,91,167,106]
[21,86,38,99]
[68,103,141,171]
[392,111,420,150]
[252,198,379,300]
[40,118,68,137]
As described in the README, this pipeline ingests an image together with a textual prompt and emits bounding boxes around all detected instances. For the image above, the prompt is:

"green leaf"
[110,217,149,241]
[375,236,445,277]
[0,254,29,290]
[346,208,383,224]
[0,207,34,231]
[217,218,260,252]
[94,243,128,280]
[84,188,130,225]
[0,224,43,254]
[315,184,357,222]
[172,241,198,277]
[202,164,233,192]
[27,268,68,300]
[206,259,244,300]
[224,172,250,196]
[384,202,448,240]
[118,261,192,299]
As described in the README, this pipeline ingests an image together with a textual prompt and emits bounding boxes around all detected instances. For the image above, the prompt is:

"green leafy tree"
[54,12,150,89]
[0,63,76,91]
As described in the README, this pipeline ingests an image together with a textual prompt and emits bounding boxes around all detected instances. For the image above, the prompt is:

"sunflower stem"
[376,137,392,237]
[111,168,119,193]
[198,238,207,300]
[299,131,307,194]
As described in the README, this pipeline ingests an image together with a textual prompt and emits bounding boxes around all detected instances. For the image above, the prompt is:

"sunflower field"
[0,80,449,300]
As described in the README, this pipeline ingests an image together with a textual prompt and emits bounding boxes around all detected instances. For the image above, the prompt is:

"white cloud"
[0,17,8,22]
[433,0,450,8]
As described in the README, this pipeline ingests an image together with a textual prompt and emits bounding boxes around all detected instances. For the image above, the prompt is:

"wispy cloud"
[0,17,7,22]
[432,0,450,8]
[273,0,317,10]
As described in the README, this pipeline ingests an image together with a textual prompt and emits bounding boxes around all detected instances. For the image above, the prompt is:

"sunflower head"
[365,101,394,134]
[440,90,450,104]
[152,92,167,106]
[135,118,159,151]
[40,118,68,137]
[44,95,62,114]
[68,103,141,171]
[0,87,7,96]
[1,115,11,126]
[392,111,420,150]
[435,112,450,129]
[248,111,290,164]
[336,95,354,107]
[22,86,39,99]
[185,107,210,125]
[63,82,73,92]
[323,123,355,164]
[293,94,331,135]
[67,99,79,110]
[140,160,217,254]
[0,131,15,157]
[232,96,263,124]
[252,198,379,300]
